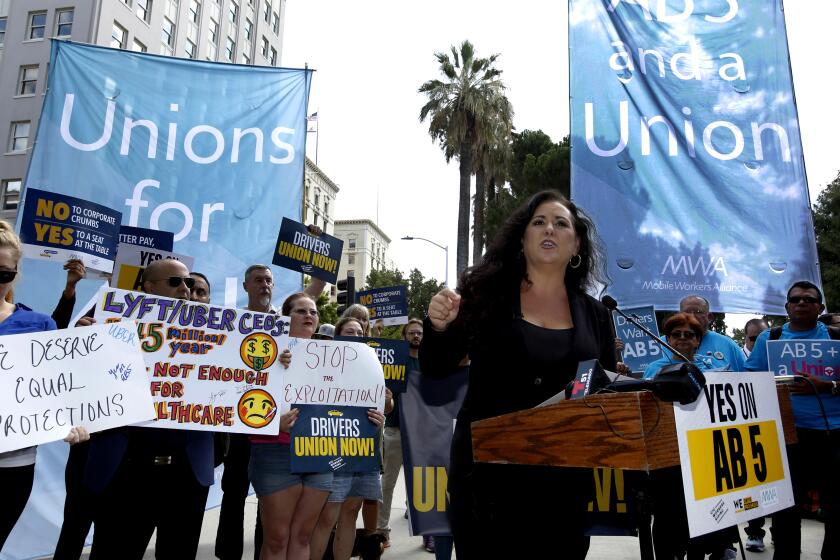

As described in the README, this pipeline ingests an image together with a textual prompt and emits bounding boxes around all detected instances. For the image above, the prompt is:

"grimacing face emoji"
[240,332,278,371]
[238,389,277,428]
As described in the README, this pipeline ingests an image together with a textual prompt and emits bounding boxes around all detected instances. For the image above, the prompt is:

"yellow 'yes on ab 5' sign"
[673,371,793,538]
[686,420,785,500]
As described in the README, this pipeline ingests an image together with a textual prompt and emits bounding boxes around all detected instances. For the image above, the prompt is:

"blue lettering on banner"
[569,0,820,314]
[767,340,840,378]
[612,305,661,373]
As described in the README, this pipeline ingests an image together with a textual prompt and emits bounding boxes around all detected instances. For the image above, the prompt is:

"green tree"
[315,291,338,327]
[731,327,746,347]
[813,172,840,311]
[484,131,570,245]
[419,40,513,276]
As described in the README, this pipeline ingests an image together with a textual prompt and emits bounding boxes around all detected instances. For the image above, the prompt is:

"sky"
[281,1,839,327]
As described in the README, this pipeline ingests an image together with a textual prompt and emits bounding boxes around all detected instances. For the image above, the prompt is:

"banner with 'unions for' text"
[18,40,311,310]
[570,0,820,314]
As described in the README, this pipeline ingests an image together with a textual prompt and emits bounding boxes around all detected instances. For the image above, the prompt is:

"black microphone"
[601,295,691,363]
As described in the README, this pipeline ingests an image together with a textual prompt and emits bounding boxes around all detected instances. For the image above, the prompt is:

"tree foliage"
[813,172,840,311]
[484,131,571,245]
[315,291,338,327]
[419,40,513,276]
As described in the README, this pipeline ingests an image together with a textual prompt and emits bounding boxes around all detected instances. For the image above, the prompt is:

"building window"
[263,1,271,23]
[272,11,280,34]
[225,37,235,61]
[111,22,127,49]
[260,36,268,57]
[244,18,253,40]
[28,11,47,40]
[206,41,217,60]
[0,17,7,47]
[208,18,219,43]
[241,52,250,65]
[348,254,355,265]
[269,46,277,66]
[1,179,21,211]
[161,17,176,47]
[228,1,238,24]
[55,9,74,37]
[185,38,197,58]
[347,269,355,277]
[8,122,31,153]
[135,0,152,23]
[132,39,147,52]
[189,0,201,23]
[18,66,39,96]
[349,238,356,250]
[324,200,329,217]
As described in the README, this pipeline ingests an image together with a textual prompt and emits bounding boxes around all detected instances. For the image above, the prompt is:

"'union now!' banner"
[570,0,820,314]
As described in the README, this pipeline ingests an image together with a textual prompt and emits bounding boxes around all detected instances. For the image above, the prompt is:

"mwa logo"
[661,255,727,276]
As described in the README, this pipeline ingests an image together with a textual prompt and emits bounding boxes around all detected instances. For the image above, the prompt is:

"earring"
[569,254,582,269]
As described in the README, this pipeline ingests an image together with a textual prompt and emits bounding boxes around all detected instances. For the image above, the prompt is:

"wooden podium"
[471,386,797,560]
[472,385,797,470]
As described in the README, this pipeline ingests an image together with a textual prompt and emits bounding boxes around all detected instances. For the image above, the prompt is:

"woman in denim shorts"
[309,317,390,560]
[249,293,333,560]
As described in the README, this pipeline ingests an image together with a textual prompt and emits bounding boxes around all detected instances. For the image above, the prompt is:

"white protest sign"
[0,323,153,453]
[674,371,793,537]
[110,244,194,291]
[94,287,289,434]
[280,338,386,413]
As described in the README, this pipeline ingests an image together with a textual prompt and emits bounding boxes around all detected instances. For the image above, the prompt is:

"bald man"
[87,259,214,560]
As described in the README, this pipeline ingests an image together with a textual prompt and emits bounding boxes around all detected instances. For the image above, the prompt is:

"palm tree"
[419,40,513,277]
[473,120,512,264]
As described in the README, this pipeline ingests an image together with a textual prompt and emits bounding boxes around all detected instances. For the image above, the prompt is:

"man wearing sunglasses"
[87,258,214,560]
[745,281,840,560]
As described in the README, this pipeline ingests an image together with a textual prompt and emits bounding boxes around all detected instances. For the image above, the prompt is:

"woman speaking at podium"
[421,191,617,558]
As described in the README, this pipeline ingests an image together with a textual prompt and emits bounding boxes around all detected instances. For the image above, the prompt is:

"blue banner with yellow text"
[570,0,819,314]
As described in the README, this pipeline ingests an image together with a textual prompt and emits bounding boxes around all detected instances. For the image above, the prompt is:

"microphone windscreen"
[601,295,618,310]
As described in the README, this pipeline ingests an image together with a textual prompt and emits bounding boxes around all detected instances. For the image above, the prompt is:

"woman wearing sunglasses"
[642,312,710,379]
[0,221,90,552]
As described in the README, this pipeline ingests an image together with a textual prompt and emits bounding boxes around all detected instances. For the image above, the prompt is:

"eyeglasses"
[669,330,697,340]
[787,296,819,304]
[0,270,18,284]
[292,308,319,317]
[153,276,195,289]
[684,309,708,316]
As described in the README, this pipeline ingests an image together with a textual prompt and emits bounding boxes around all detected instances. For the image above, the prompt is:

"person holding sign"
[0,221,90,553]
[309,316,389,560]
[746,281,840,560]
[248,292,332,560]
[642,313,712,379]
[86,258,214,560]
[421,191,616,558]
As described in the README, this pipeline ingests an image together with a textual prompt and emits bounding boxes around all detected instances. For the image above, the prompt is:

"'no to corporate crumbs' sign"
[273,218,343,284]
[290,404,380,473]
[94,287,290,435]
[19,189,121,273]
[357,285,408,326]
[335,336,410,393]
[0,323,153,454]
[673,371,793,537]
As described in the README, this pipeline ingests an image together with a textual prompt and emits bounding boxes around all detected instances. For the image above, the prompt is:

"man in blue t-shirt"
[745,280,840,560]
[679,295,746,371]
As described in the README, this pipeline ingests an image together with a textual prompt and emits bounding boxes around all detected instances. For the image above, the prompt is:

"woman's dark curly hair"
[457,190,608,333]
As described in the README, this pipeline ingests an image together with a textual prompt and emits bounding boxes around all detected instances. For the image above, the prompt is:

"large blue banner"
[19,41,311,309]
[570,0,819,314]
